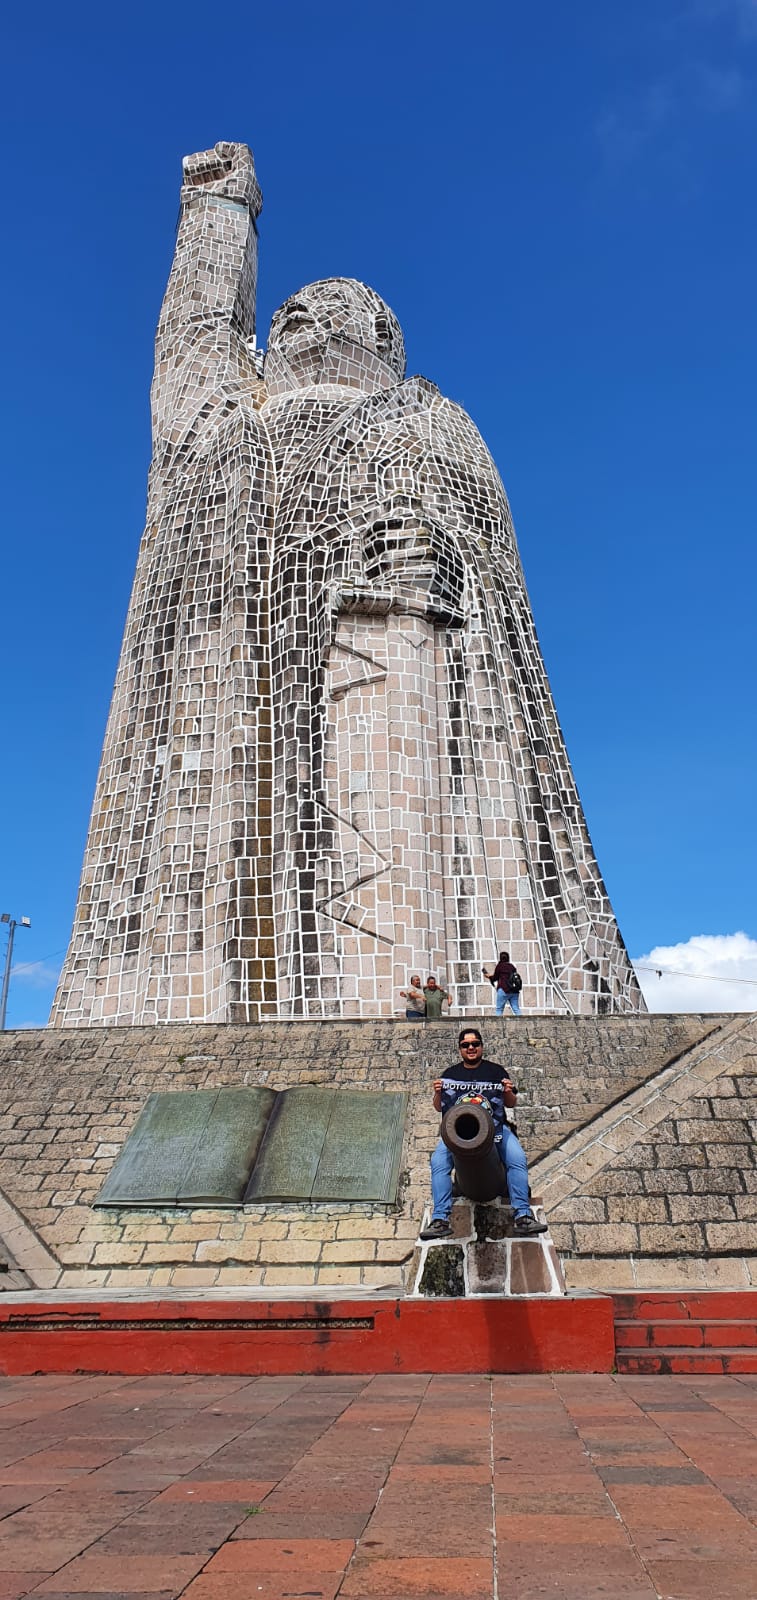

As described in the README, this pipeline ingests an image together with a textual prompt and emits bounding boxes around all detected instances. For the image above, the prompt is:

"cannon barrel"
[441,1101,509,1203]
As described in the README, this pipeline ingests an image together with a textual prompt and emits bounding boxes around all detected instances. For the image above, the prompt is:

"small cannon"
[441,1098,509,1203]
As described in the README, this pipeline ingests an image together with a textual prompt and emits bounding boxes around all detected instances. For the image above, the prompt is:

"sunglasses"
[461,1041,482,1049]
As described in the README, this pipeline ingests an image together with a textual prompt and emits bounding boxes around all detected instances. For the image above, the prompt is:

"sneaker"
[514,1212,548,1236]
[419,1217,452,1241]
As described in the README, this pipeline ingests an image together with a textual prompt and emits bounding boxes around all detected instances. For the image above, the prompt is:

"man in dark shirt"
[483,950,521,1015]
[419,1027,546,1239]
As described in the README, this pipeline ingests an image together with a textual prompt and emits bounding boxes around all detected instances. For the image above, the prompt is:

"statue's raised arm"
[151,142,263,449]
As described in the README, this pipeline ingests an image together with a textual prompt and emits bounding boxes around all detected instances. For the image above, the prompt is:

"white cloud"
[633,931,757,1012]
[11,960,62,991]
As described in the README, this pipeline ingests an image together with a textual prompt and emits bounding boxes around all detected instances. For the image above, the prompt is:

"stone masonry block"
[167,1223,222,1242]
[121,1223,178,1241]
[320,1241,378,1263]
[706,1144,752,1166]
[268,1219,335,1241]
[592,1167,645,1196]
[632,1258,709,1289]
[362,1265,405,1288]
[262,1266,319,1286]
[704,1222,757,1250]
[677,1118,751,1143]
[92,1242,145,1266]
[573,1223,639,1252]
[55,1244,95,1266]
[105,1268,157,1288]
[170,1268,222,1288]
[647,1143,707,1168]
[691,1168,747,1194]
[564,1258,636,1290]
[214,1267,265,1286]
[668,1194,736,1222]
[140,1242,198,1264]
[468,1240,507,1293]
[606,1196,669,1224]
[195,1240,261,1263]
[258,1239,322,1264]
[315,1267,363,1286]
[642,1168,691,1194]
[58,1269,108,1288]
[556,1197,606,1223]
[334,1217,405,1240]
[509,1240,556,1296]
[699,1256,752,1286]
[638,1223,705,1252]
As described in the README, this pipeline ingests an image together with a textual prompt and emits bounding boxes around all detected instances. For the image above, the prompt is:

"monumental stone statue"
[51,142,645,1024]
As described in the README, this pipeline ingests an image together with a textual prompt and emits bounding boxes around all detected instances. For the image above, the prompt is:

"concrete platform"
[0,1290,615,1376]
[0,1369,754,1598]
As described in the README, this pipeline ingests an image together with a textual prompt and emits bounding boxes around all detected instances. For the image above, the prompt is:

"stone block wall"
[0,1013,753,1293]
[532,1013,757,1290]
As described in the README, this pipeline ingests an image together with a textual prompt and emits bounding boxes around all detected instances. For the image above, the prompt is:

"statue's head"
[265,278,406,395]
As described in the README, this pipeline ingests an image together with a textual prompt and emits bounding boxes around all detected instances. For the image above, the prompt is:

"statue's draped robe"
[262,379,641,1015]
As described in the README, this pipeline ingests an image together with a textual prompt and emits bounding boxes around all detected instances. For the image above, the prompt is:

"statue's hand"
[182,142,262,214]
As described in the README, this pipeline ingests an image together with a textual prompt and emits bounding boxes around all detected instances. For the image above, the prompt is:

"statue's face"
[268,294,326,359]
[267,279,405,378]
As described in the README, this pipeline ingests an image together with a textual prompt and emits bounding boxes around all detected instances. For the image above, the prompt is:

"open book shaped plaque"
[96,1086,408,1208]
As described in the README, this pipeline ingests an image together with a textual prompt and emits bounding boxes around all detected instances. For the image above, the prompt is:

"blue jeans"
[430,1125,531,1220]
[496,988,520,1015]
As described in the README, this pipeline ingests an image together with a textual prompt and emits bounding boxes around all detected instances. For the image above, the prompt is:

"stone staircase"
[613,1290,757,1373]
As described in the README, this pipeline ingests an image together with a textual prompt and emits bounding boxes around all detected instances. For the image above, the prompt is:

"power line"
[11,946,66,972]
[634,963,757,988]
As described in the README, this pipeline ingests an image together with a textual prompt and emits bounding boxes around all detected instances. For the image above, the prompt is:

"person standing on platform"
[483,952,522,1015]
[400,975,426,1021]
[423,976,452,1019]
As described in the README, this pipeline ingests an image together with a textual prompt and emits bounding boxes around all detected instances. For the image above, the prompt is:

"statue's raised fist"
[181,141,262,215]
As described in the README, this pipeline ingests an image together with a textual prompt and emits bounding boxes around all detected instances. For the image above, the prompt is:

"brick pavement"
[0,1371,753,1599]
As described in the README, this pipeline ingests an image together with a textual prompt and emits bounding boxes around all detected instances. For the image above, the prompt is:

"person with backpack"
[483,951,523,1015]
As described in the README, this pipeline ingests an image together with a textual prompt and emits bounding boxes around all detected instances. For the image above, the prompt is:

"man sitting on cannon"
[419,1027,548,1240]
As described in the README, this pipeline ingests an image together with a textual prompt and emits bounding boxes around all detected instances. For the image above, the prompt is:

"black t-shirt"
[439,1060,507,1134]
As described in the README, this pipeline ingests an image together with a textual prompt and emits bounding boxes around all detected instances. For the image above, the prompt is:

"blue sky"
[1,0,756,1023]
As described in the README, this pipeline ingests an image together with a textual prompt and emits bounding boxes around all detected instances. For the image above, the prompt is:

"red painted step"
[612,1290,757,1375]
[616,1317,757,1349]
[0,1293,616,1376]
[616,1348,757,1375]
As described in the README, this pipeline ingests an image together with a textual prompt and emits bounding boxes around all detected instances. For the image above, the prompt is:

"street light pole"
[0,915,31,1031]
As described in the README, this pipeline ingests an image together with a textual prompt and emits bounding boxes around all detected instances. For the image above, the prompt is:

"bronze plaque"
[311,1090,407,1202]
[97,1086,276,1207]
[182,1087,276,1203]
[245,1087,407,1204]
[98,1086,407,1208]
[243,1087,332,1202]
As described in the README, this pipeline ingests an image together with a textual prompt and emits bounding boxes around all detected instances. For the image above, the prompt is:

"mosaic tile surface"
[51,142,644,1024]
